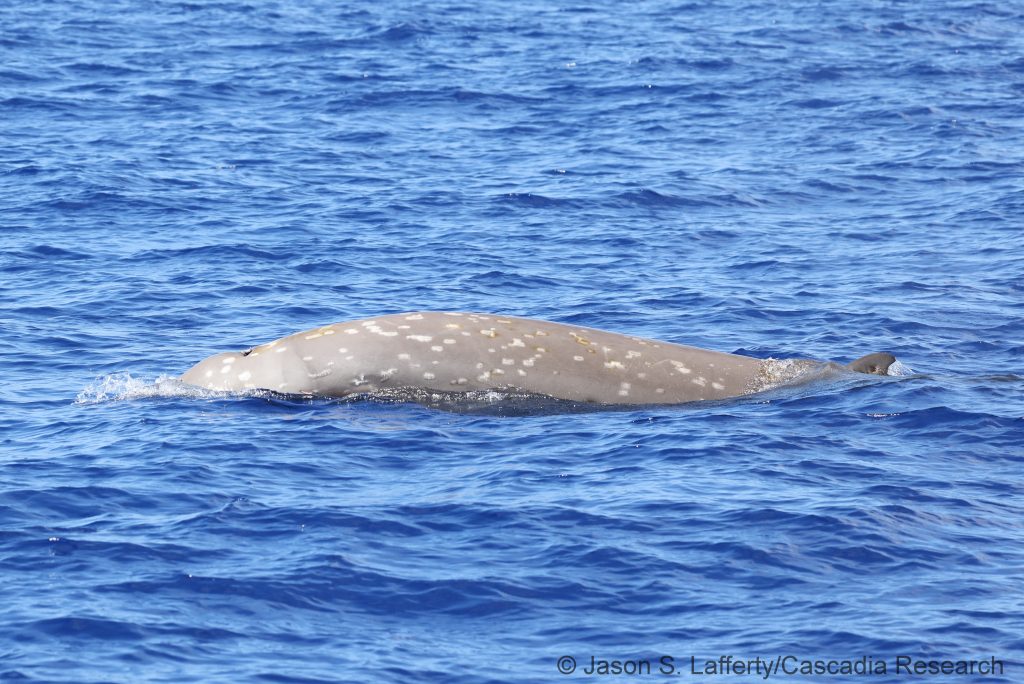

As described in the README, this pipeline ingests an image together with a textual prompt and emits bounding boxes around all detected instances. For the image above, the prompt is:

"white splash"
[75,373,210,403]
[887,359,914,376]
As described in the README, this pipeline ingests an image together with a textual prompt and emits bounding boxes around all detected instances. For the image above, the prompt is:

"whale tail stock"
[845,352,896,376]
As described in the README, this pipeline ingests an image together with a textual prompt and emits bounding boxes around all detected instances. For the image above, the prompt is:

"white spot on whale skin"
[205,370,213,378]
[480,329,497,338]
[322,329,335,335]
[517,369,527,376]
[477,371,491,381]
[604,361,625,370]
[238,371,252,382]
[671,360,691,374]
[492,368,505,375]
[302,356,314,361]
[379,368,398,381]
[522,358,535,367]
[692,377,707,387]
[360,320,378,327]
[275,346,288,353]
[431,345,444,352]
[377,331,398,337]
[443,312,463,317]
[637,372,647,379]
[407,335,433,342]
[338,347,348,354]
[573,355,584,362]
[398,353,411,361]
[398,325,411,330]
[626,350,641,359]
[423,372,435,380]
[460,331,471,336]
[351,375,368,387]
[450,377,468,385]
[305,333,323,340]
[475,362,485,369]
[405,314,424,320]
[308,368,333,379]
[445,323,461,329]
[711,382,725,390]
[510,338,525,347]
[443,338,456,345]
[222,356,236,364]
[220,365,231,374]
[656,388,665,394]
[344,328,359,334]
[502,358,515,366]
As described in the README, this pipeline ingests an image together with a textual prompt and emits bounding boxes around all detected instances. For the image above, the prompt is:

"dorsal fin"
[846,352,896,375]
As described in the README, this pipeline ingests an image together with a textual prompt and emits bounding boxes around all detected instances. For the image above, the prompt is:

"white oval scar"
[398,353,411,360]
[407,335,432,342]
[204,370,213,378]
[431,345,443,352]
[405,314,424,320]
[604,361,625,369]
[275,347,288,353]
[344,329,359,334]
[510,338,525,347]
[443,338,456,344]
[337,347,348,353]
[305,333,322,340]
[626,351,641,359]
[423,372,435,380]
[522,358,535,367]
[693,377,707,386]
[712,382,725,390]
[219,366,231,374]
[222,357,236,364]
[502,358,514,365]
[302,356,314,361]
[237,371,252,381]
[573,355,584,361]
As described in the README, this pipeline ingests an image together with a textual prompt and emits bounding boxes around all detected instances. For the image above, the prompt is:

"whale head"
[179,345,308,394]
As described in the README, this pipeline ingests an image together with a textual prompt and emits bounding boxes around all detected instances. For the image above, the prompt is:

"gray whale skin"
[179,311,895,404]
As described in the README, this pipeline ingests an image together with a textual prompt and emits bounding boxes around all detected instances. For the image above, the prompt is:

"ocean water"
[2,0,1023,681]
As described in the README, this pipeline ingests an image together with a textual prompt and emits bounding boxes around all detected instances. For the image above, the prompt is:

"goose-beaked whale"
[179,312,895,404]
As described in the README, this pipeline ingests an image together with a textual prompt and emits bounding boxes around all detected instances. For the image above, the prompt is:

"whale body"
[179,312,895,404]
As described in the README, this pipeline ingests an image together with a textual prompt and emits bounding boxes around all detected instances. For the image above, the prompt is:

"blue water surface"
[2,0,1023,682]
